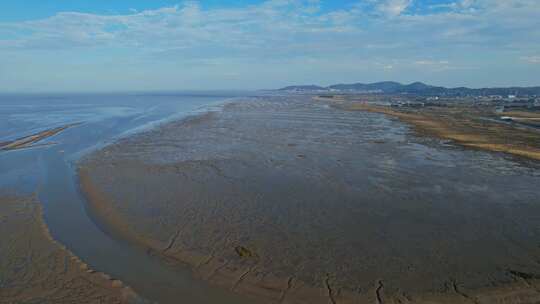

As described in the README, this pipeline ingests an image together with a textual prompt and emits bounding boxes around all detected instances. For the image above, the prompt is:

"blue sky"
[0,0,539,92]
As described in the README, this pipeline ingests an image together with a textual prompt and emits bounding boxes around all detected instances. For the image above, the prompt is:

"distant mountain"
[328,81,403,92]
[279,82,540,97]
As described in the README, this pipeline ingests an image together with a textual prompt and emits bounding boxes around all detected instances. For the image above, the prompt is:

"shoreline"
[330,101,540,161]
[76,98,540,304]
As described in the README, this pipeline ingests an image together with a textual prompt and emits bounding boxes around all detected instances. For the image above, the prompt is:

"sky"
[0,0,539,92]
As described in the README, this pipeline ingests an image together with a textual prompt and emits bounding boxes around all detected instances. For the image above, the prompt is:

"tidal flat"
[0,195,140,304]
[0,92,256,304]
[79,96,540,303]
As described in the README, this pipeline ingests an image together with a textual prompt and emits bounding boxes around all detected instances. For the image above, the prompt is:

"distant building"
[502,101,535,111]
[508,94,517,99]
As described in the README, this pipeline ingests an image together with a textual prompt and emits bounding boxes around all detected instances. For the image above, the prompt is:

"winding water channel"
[0,92,256,304]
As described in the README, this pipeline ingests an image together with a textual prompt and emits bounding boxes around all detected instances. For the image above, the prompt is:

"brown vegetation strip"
[339,103,540,161]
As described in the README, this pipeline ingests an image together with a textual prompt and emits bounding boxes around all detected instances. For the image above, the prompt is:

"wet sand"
[0,195,142,304]
[79,96,540,303]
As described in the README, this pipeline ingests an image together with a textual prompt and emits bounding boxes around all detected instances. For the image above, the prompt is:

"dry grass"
[0,195,139,304]
[502,111,540,119]
[339,103,540,161]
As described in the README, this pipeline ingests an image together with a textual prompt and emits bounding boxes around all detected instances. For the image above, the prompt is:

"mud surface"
[0,195,141,304]
[0,92,261,304]
[80,96,540,303]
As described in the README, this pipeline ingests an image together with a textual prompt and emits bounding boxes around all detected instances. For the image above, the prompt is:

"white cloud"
[377,0,413,17]
[414,60,449,65]
[522,56,540,64]
[0,0,539,90]
[0,0,538,54]
[412,60,454,71]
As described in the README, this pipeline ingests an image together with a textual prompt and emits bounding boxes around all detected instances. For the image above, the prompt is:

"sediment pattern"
[79,96,540,303]
[0,195,141,304]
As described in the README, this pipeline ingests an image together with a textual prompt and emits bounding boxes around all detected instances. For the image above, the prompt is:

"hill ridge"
[279,81,540,96]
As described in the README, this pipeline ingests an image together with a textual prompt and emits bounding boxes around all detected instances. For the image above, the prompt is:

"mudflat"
[0,195,141,304]
[79,96,540,303]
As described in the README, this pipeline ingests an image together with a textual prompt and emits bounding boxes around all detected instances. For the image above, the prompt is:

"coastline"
[76,97,540,304]
[331,101,540,161]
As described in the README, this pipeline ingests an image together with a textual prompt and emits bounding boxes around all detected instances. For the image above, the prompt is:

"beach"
[78,95,540,303]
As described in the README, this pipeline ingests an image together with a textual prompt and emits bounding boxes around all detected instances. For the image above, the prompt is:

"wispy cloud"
[1,0,537,53]
[522,56,540,64]
[377,0,413,17]
[414,60,450,66]
[0,0,538,91]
